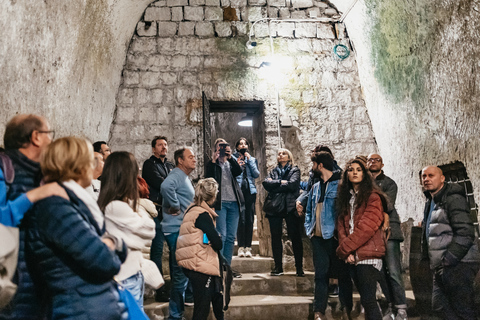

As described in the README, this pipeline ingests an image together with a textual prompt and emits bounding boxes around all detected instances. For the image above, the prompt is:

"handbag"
[141,259,164,289]
[0,224,19,310]
[117,285,149,320]
[262,192,287,216]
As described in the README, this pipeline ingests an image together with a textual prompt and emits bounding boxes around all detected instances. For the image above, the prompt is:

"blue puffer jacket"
[233,151,260,195]
[26,184,125,320]
[304,177,340,239]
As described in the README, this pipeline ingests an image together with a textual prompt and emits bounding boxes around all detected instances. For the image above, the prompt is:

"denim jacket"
[304,179,339,239]
[233,152,260,195]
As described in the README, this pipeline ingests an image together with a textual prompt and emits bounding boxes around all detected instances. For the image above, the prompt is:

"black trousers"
[237,192,256,248]
[183,269,224,320]
[267,213,304,272]
[349,264,384,320]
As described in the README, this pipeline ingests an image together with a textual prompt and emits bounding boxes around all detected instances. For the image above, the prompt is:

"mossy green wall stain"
[365,0,436,103]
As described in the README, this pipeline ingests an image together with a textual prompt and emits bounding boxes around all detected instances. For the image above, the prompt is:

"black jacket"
[374,172,404,241]
[422,183,480,269]
[205,157,245,212]
[263,163,301,216]
[142,156,175,205]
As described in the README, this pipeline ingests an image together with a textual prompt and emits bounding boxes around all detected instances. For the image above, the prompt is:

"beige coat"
[176,202,220,276]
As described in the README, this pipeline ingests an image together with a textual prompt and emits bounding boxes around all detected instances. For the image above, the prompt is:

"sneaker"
[328,284,339,297]
[232,270,242,278]
[382,305,395,320]
[237,247,245,257]
[244,247,253,258]
[395,309,408,320]
[296,270,305,277]
[270,267,284,276]
[184,301,194,307]
[314,311,327,320]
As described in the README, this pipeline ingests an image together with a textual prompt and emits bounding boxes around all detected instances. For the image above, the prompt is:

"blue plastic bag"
[117,285,149,320]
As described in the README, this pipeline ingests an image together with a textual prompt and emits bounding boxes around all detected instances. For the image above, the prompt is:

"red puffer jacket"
[336,191,386,261]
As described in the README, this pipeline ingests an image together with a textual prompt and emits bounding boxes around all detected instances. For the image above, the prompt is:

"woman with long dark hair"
[336,158,388,320]
[98,152,156,309]
[262,148,303,276]
[233,137,260,258]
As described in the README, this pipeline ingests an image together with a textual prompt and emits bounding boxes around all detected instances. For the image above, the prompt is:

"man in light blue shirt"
[160,147,196,320]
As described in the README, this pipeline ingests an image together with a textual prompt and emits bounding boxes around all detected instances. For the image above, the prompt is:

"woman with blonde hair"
[176,178,224,320]
[26,137,127,319]
[262,148,303,276]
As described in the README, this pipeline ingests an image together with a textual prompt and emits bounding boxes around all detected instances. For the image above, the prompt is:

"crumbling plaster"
[331,0,480,222]
[0,0,151,140]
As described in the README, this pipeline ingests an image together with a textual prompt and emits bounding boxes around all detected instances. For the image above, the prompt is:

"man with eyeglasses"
[92,141,111,160]
[0,114,67,319]
[367,154,407,320]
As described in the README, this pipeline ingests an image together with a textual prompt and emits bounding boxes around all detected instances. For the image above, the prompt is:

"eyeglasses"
[367,158,382,163]
[38,130,55,140]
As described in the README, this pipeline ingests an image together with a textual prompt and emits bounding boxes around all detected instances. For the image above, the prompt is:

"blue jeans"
[215,201,240,265]
[165,232,188,320]
[384,240,407,309]
[120,271,145,310]
[151,216,165,276]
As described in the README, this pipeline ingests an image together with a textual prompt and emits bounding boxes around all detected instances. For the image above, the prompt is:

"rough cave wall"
[0,0,151,141]
[331,0,480,222]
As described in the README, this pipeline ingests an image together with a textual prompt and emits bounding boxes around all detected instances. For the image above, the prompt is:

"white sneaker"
[238,247,245,257]
[245,247,253,258]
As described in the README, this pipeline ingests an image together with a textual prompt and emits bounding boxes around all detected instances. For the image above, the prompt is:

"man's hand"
[168,207,181,215]
[296,201,303,215]
[27,182,69,203]
[346,254,355,264]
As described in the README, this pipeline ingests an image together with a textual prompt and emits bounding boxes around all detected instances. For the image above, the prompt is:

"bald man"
[421,166,480,319]
[367,154,407,319]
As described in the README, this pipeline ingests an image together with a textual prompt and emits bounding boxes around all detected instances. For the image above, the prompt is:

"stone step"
[230,256,273,273]
[233,240,260,256]
[231,271,314,296]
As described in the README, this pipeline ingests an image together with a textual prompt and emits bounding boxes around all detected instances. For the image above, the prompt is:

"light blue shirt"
[0,168,33,227]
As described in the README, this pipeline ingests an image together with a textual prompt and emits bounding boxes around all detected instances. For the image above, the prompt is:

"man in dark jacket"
[142,135,175,302]
[421,166,480,319]
[367,153,407,320]
[0,114,67,319]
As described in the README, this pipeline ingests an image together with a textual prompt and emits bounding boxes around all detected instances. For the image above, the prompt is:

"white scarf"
[63,180,105,231]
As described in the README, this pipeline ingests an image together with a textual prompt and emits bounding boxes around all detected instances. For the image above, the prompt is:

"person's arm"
[275,167,301,193]
[246,157,260,179]
[142,159,164,192]
[304,187,315,234]
[161,175,181,213]
[195,212,223,251]
[36,197,122,282]
[443,194,477,266]
[228,157,243,177]
[262,170,282,192]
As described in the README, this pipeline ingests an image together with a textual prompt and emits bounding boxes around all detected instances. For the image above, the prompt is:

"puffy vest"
[176,202,220,276]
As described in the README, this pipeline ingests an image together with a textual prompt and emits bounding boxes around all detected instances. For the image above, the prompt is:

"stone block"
[307,7,320,18]
[131,38,157,53]
[291,0,312,8]
[195,22,215,37]
[147,55,169,71]
[174,38,201,53]
[160,72,178,85]
[253,22,270,37]
[248,0,266,5]
[276,22,295,38]
[136,21,157,37]
[205,7,223,21]
[279,7,290,18]
[291,10,307,19]
[184,6,204,21]
[118,88,134,105]
[167,0,188,6]
[188,56,203,68]
[144,7,171,21]
[149,89,164,103]
[139,107,156,121]
[162,89,176,105]
[140,72,161,88]
[157,38,175,53]
[117,107,135,122]
[313,1,328,8]
[157,22,178,37]
[152,0,167,6]
[324,8,338,17]
[171,7,183,21]
[267,0,285,7]
[136,88,149,105]
[171,55,187,68]
[294,22,317,38]
[267,7,278,18]
[215,22,232,37]
[230,0,247,7]
[220,0,230,6]
[178,21,196,36]
[126,54,147,70]
[190,0,206,5]
[198,71,213,83]
[123,71,140,87]
[334,22,347,39]
[157,106,171,121]
[181,72,198,86]
[232,21,248,35]
[245,6,263,21]
[317,23,335,39]
[205,0,220,5]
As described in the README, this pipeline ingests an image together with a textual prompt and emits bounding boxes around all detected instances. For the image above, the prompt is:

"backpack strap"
[0,153,14,184]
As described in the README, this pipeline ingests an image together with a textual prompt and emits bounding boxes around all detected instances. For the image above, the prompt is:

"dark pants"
[237,192,256,248]
[432,262,479,320]
[267,213,303,272]
[183,269,224,320]
[151,215,168,297]
[311,236,353,313]
[349,264,384,320]
[381,240,407,309]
